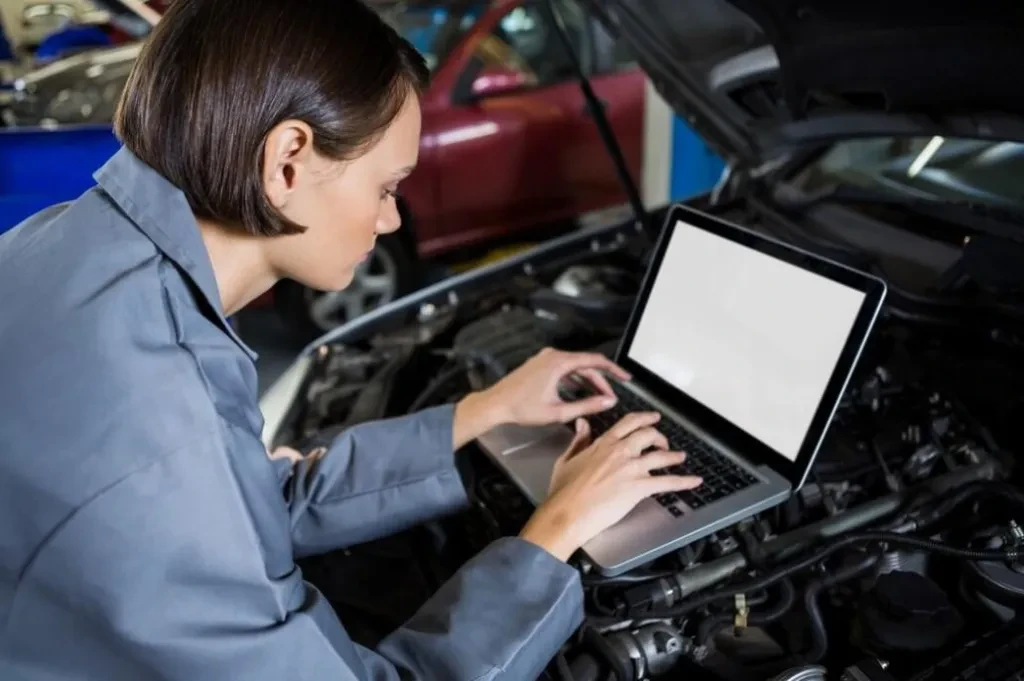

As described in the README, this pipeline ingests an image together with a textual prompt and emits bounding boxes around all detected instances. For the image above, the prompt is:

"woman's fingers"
[561,418,591,460]
[605,411,661,441]
[578,368,615,399]
[556,393,617,422]
[634,449,686,472]
[643,473,704,496]
[617,427,669,457]
[556,351,632,382]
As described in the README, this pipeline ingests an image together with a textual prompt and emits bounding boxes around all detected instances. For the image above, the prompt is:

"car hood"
[579,0,1024,166]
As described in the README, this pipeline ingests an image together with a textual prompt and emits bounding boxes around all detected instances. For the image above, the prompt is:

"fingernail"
[602,396,616,407]
[575,418,586,432]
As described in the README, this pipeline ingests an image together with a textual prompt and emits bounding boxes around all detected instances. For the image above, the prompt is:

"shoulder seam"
[13,428,216,585]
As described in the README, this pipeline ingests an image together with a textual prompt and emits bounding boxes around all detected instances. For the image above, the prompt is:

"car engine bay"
[269,201,1024,681]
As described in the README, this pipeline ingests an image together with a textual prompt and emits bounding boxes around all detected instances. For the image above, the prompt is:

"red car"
[278,0,645,334]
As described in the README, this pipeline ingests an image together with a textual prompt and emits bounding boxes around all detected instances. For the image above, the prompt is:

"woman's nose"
[377,197,402,234]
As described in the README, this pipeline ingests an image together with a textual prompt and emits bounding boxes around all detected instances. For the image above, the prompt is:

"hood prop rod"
[545,0,649,235]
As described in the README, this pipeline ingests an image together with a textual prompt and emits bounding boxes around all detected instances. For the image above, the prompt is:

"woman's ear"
[262,119,314,210]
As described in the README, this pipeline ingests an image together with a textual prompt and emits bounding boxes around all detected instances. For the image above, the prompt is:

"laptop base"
[476,420,790,576]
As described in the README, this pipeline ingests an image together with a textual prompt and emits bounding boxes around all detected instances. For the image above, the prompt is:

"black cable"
[804,551,881,663]
[589,588,618,617]
[639,531,1024,619]
[696,578,796,645]
[910,480,1024,531]
[582,570,674,586]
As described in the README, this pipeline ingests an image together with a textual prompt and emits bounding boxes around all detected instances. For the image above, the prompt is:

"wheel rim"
[304,247,400,331]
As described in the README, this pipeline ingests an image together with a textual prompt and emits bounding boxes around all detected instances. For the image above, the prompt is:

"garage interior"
[5,2,1024,681]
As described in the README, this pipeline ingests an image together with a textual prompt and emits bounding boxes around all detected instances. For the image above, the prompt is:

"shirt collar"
[94,146,258,361]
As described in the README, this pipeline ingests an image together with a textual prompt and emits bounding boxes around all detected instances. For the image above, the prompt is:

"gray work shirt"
[0,147,583,680]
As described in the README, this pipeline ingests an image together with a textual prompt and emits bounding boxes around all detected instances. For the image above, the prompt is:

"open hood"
[579,0,1024,166]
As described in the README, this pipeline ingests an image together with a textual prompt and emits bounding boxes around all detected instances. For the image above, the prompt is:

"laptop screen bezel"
[614,203,887,491]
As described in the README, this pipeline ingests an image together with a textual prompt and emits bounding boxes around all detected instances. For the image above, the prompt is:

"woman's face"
[265,92,422,291]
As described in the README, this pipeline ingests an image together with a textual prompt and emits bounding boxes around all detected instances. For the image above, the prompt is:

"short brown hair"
[114,0,428,237]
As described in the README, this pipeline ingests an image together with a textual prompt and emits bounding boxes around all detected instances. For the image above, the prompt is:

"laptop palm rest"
[477,423,573,505]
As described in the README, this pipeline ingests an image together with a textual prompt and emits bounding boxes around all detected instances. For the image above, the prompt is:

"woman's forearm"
[452,390,507,449]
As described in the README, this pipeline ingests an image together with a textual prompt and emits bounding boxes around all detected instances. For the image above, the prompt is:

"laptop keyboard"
[563,381,759,518]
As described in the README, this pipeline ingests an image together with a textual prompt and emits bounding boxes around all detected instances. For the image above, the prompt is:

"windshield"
[378,2,484,71]
[792,137,1024,211]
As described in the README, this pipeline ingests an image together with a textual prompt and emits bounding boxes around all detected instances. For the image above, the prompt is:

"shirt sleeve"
[282,404,471,558]
[6,429,584,681]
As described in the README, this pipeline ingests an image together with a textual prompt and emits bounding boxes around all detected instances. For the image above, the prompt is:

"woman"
[0,1,701,679]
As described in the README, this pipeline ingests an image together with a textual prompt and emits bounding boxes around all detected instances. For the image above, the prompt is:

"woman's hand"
[480,347,631,427]
[547,415,666,496]
[519,412,703,561]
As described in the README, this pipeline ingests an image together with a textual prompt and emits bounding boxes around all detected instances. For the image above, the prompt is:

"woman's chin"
[296,267,355,293]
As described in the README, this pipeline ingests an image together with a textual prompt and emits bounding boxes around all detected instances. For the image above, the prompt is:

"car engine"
[269,204,1024,681]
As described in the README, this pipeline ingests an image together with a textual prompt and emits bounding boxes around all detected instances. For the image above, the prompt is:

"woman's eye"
[381,187,397,200]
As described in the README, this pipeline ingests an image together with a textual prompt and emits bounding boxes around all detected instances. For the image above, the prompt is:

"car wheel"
[276,232,417,338]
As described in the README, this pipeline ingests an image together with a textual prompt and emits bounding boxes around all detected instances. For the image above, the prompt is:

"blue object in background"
[400,8,449,54]
[0,126,121,234]
[35,26,113,61]
[669,115,725,201]
[0,14,13,62]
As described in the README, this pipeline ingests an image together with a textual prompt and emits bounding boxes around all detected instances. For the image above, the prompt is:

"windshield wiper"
[774,182,1024,244]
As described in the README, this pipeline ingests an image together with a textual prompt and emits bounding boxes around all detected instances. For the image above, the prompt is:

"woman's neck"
[196,218,279,317]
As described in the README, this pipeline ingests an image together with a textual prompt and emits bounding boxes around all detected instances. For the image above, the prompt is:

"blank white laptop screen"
[628,220,867,461]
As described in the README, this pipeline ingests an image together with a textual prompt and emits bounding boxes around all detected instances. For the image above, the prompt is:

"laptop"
[476,204,887,576]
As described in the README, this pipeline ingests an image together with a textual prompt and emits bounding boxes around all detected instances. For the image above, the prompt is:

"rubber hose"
[582,624,632,681]
[697,578,796,645]
[567,654,602,681]
[804,551,881,663]
[641,531,1024,618]
[407,365,465,412]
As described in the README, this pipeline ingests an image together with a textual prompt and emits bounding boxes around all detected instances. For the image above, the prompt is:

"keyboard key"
[680,493,704,509]
[667,506,684,518]
[655,493,677,507]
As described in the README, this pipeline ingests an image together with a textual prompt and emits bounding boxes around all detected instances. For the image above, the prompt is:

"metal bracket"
[734,593,749,629]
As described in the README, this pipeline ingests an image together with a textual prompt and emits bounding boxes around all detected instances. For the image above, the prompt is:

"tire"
[275,230,419,340]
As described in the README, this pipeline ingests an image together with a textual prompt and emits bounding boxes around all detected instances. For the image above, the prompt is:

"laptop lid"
[615,204,887,491]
